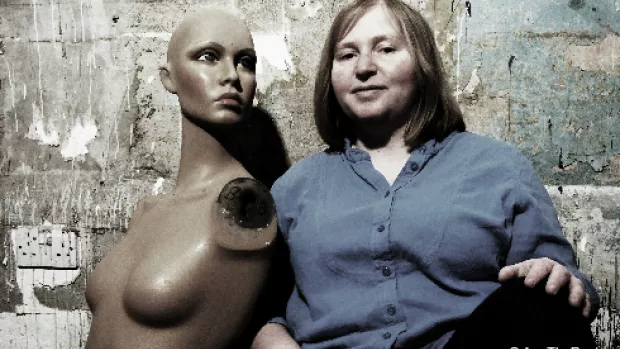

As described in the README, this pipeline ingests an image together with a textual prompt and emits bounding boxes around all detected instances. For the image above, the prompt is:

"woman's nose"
[354,52,377,81]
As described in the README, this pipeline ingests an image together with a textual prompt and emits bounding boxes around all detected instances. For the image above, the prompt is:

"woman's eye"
[380,46,395,53]
[336,52,355,61]
[198,51,218,62]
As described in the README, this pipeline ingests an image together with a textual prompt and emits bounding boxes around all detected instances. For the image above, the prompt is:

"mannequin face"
[161,10,257,124]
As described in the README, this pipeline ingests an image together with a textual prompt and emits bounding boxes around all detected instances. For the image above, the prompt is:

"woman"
[85,8,287,349]
[253,0,599,348]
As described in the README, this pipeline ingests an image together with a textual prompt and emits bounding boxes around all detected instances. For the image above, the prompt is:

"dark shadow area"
[233,106,291,189]
[226,106,296,348]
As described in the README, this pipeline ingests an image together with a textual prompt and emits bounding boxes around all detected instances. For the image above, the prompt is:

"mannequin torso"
[86,166,276,349]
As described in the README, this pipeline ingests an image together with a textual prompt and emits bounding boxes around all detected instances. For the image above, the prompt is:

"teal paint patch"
[455,1,620,185]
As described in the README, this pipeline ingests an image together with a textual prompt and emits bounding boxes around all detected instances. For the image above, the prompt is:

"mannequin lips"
[216,93,243,108]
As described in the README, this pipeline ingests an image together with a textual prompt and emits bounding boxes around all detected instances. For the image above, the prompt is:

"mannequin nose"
[219,59,239,85]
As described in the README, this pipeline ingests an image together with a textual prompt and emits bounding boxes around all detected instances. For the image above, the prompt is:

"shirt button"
[384,191,390,198]
[382,266,392,277]
[382,332,392,339]
[377,224,385,232]
[410,162,419,171]
[387,305,397,316]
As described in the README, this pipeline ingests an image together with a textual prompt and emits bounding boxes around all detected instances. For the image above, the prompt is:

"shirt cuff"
[267,316,291,331]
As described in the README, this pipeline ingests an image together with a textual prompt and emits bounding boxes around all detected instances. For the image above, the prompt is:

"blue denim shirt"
[270,131,599,349]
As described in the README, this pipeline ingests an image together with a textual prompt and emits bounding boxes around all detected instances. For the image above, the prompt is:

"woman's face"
[167,15,257,124]
[331,5,416,124]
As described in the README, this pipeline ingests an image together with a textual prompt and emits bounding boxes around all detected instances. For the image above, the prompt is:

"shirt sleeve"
[505,158,600,322]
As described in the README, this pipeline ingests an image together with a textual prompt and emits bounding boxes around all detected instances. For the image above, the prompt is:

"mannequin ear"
[159,64,177,94]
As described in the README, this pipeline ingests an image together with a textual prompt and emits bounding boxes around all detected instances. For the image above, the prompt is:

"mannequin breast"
[85,177,276,347]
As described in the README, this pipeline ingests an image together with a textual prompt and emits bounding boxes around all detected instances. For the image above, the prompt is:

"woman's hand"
[251,323,301,349]
[498,257,591,318]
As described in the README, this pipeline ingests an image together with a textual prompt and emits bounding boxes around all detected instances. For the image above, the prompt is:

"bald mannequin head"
[160,8,257,125]
[166,9,252,63]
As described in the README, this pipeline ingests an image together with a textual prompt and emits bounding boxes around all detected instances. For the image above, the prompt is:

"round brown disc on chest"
[217,177,275,229]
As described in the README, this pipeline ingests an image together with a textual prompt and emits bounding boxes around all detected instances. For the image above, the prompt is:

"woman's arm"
[499,155,600,321]
[251,323,300,349]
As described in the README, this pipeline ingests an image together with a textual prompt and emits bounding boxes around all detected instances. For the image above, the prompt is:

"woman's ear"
[159,64,177,94]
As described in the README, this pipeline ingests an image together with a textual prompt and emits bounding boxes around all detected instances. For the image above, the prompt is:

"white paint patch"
[546,185,620,197]
[147,75,155,84]
[565,35,620,73]
[616,0,620,11]
[60,117,99,160]
[578,235,588,252]
[253,32,296,93]
[25,103,60,146]
[286,0,323,19]
[0,311,90,348]
[152,177,165,195]
[460,68,481,96]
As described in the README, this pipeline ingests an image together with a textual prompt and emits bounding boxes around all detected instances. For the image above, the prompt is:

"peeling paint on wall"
[25,104,60,147]
[458,68,481,98]
[254,31,296,93]
[566,35,619,73]
[151,177,165,195]
[60,118,99,160]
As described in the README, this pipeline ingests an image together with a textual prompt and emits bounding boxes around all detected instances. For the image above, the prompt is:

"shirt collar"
[342,131,459,163]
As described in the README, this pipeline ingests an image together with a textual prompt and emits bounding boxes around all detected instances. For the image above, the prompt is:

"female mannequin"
[86,9,279,349]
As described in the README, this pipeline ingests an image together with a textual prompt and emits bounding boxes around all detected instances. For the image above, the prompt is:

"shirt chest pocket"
[289,203,381,283]
[388,182,511,280]
[426,196,511,281]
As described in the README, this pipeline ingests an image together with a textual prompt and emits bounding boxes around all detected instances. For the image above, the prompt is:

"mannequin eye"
[238,55,257,71]
[197,51,218,62]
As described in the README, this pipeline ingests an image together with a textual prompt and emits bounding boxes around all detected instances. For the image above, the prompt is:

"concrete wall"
[0,0,618,347]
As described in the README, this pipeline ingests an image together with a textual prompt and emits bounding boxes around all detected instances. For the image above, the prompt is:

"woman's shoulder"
[452,131,531,168]
[454,131,518,153]
[272,150,338,192]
